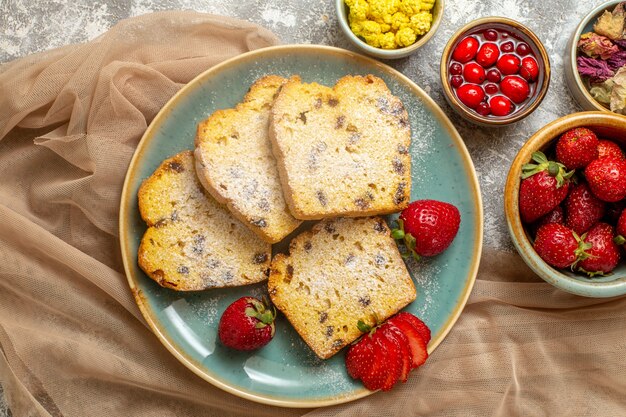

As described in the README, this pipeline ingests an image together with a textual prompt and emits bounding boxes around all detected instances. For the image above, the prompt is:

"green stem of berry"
[246,298,276,329]
[521,151,574,188]
[614,235,626,246]
[391,219,421,261]
[571,231,592,270]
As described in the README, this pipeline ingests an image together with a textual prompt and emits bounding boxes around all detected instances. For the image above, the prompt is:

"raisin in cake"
[137,151,271,291]
[268,217,416,359]
[195,75,302,244]
[269,74,412,220]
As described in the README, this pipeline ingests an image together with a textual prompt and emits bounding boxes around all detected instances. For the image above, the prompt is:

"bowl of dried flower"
[566,1,626,114]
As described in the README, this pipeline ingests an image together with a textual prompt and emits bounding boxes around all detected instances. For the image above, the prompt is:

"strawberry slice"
[393,312,431,345]
[385,323,413,383]
[378,324,403,391]
[345,335,375,380]
[389,316,428,369]
[360,333,389,391]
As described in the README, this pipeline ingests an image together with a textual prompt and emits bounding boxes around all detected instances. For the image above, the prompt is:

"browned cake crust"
[268,217,416,359]
[194,75,302,244]
[137,151,271,291]
[269,74,412,220]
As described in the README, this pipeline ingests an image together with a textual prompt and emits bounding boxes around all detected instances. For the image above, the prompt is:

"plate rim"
[119,44,484,408]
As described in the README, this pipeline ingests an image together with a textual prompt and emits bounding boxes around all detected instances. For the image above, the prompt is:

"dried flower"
[589,80,614,105]
[578,32,619,59]
[607,51,626,71]
[610,67,626,114]
[577,56,615,83]
[593,2,626,40]
[614,39,626,50]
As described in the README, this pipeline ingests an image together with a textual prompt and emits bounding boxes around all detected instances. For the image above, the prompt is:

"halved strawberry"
[345,335,375,380]
[360,334,389,391]
[378,325,403,391]
[393,312,431,345]
[388,317,428,368]
[385,323,413,383]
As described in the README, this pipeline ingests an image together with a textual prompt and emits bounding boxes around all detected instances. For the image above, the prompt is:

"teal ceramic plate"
[119,45,483,408]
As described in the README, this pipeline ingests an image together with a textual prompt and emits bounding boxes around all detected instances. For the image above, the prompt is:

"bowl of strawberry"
[441,17,550,126]
[505,111,626,298]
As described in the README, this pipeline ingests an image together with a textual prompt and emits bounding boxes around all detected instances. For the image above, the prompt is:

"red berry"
[218,297,276,351]
[605,201,626,224]
[476,42,500,67]
[450,75,463,88]
[392,312,431,345]
[396,200,461,257]
[377,325,403,391]
[534,223,583,269]
[345,332,376,380]
[516,42,531,56]
[520,56,539,82]
[484,29,498,41]
[452,36,479,63]
[536,206,565,228]
[449,63,462,75]
[618,210,626,237]
[564,182,605,235]
[387,316,428,369]
[486,68,502,83]
[456,84,485,109]
[384,323,413,383]
[500,41,514,52]
[476,102,491,116]
[597,139,624,159]
[555,127,599,170]
[577,223,620,276]
[584,156,626,202]
[519,152,572,223]
[484,83,499,94]
[359,335,390,391]
[463,62,486,83]
[489,95,512,116]
[497,54,521,75]
[500,75,530,103]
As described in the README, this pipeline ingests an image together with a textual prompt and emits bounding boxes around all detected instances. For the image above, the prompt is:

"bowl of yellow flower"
[336,0,444,59]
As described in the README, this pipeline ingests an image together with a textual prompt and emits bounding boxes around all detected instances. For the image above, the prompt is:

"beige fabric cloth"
[0,11,624,417]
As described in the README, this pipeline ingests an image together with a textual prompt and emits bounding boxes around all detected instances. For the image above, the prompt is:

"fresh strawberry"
[584,156,626,202]
[556,127,599,169]
[536,206,565,228]
[530,206,565,237]
[533,223,589,269]
[360,335,389,391]
[392,200,461,258]
[392,312,431,345]
[385,323,413,383]
[345,333,376,380]
[378,325,403,391]
[617,209,626,237]
[597,139,624,159]
[612,210,626,249]
[564,182,605,235]
[577,223,621,276]
[345,313,430,390]
[519,152,573,223]
[218,297,275,351]
[387,316,428,369]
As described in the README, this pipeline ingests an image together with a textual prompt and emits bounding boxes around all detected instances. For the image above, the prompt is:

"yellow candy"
[345,0,433,49]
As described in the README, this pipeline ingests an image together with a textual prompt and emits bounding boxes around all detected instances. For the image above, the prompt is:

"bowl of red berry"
[441,17,550,126]
[504,111,626,298]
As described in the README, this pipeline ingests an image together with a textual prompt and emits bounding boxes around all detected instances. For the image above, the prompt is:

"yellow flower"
[368,0,399,24]
[347,0,369,22]
[399,0,421,15]
[395,27,417,47]
[409,11,432,35]
[379,32,397,49]
[391,11,410,30]
[420,0,435,11]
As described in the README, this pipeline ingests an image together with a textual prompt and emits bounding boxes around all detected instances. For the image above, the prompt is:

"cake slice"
[195,75,302,244]
[268,217,416,359]
[137,151,271,291]
[269,74,412,220]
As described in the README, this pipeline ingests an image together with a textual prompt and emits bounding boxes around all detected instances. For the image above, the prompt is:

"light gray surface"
[0,0,607,414]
